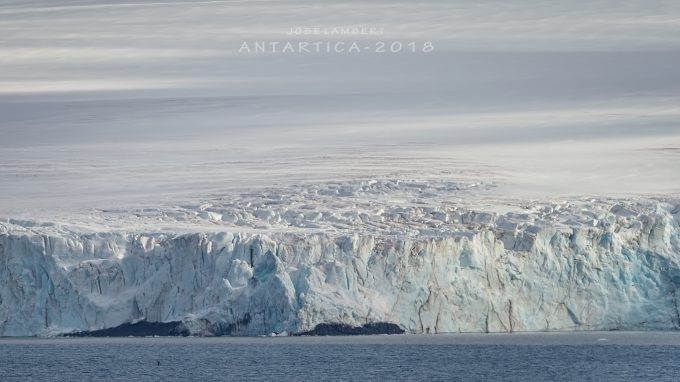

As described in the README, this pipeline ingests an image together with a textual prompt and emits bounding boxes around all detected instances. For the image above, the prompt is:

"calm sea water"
[2,332,680,381]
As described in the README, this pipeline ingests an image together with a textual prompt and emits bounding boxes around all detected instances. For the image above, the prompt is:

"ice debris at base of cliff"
[1,179,679,336]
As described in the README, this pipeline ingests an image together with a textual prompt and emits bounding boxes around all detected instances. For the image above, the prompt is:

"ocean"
[2,332,680,381]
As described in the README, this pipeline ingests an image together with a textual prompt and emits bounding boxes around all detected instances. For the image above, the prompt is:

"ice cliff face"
[1,181,679,336]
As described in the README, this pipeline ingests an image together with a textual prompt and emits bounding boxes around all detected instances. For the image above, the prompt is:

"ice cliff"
[1,180,679,336]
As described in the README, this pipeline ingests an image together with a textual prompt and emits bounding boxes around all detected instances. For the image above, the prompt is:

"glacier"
[1,180,679,337]
[2,0,680,340]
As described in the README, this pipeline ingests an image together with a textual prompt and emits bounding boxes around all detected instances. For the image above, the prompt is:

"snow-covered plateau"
[1,179,679,336]
[2,1,680,337]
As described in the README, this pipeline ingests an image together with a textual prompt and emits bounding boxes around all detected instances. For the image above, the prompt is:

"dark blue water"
[2,332,680,381]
